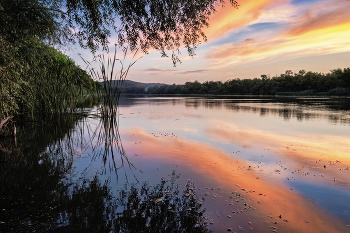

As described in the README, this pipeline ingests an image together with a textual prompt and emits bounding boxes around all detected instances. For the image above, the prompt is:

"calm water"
[1,96,350,232]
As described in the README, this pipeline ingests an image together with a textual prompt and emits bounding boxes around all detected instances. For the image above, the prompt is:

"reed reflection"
[89,103,137,182]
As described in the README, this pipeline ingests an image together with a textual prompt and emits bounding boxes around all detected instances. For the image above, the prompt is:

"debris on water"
[305,221,309,223]
[279,215,282,219]
[155,198,163,203]
[227,215,231,218]
[227,228,232,232]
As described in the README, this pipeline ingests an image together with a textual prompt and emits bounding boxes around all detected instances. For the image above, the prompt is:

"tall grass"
[81,46,141,181]
[0,40,98,124]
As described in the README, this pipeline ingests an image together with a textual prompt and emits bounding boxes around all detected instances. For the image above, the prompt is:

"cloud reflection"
[121,127,349,233]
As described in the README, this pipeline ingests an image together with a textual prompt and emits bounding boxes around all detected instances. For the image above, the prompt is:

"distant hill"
[101,80,166,92]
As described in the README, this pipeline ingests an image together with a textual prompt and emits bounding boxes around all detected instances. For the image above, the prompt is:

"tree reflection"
[0,114,81,232]
[0,114,210,232]
[55,173,209,233]
[114,172,209,233]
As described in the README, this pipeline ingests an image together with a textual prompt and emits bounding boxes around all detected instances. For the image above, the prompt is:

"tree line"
[123,69,350,96]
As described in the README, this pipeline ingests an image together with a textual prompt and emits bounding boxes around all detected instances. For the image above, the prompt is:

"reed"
[81,45,142,181]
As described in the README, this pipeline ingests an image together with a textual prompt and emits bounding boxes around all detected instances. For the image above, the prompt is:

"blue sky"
[67,0,350,84]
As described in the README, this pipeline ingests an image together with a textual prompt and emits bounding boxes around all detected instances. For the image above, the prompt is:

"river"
[1,96,350,232]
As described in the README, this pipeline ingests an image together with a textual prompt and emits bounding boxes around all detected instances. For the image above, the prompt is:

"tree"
[1,0,238,60]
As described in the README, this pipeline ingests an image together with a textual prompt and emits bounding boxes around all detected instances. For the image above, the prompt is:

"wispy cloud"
[176,69,210,75]
[204,0,278,41]
[285,0,350,37]
[205,0,350,63]
[143,68,177,72]
[143,68,210,76]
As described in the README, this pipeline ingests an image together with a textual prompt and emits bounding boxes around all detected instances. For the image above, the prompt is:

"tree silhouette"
[1,0,238,59]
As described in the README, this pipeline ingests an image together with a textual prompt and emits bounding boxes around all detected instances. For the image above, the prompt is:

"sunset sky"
[69,0,350,84]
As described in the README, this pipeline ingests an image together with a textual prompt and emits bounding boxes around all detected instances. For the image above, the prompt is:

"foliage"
[124,68,350,96]
[1,0,238,56]
[0,38,98,119]
[0,0,100,118]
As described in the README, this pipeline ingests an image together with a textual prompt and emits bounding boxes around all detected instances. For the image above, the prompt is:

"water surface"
[1,96,350,232]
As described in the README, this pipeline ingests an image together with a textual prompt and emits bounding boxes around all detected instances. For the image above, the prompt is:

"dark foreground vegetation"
[0,114,209,232]
[123,69,350,96]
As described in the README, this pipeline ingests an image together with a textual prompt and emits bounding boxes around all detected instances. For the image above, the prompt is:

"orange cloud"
[206,22,350,61]
[286,0,350,37]
[205,37,288,60]
[205,0,350,63]
[204,0,277,41]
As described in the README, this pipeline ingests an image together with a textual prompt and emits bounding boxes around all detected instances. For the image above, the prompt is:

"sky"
[68,0,350,84]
